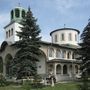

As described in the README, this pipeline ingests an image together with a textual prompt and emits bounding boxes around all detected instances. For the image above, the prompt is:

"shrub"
[0,73,7,87]
[31,75,44,88]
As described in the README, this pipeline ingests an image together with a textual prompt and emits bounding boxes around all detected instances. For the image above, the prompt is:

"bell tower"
[4,6,26,43]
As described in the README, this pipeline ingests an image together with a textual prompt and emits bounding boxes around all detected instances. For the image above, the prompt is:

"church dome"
[50,28,80,46]
[10,6,26,22]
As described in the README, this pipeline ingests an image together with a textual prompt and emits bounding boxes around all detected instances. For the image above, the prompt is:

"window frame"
[55,34,58,42]
[48,48,54,57]
[75,34,77,41]
[61,33,65,41]
[11,28,13,36]
[15,8,20,18]
[68,33,72,41]
[56,49,61,58]
[22,10,25,18]
[6,31,8,38]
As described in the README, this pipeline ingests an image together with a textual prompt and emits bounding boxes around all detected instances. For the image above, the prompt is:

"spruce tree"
[78,20,90,90]
[11,7,42,79]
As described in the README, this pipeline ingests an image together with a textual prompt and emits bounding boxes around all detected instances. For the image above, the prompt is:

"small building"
[0,6,81,82]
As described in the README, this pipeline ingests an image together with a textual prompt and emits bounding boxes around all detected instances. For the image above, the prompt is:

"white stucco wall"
[14,23,22,42]
[51,29,79,45]
[37,55,46,75]
[5,22,22,43]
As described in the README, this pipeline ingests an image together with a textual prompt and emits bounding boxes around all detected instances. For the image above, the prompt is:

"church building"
[0,6,81,82]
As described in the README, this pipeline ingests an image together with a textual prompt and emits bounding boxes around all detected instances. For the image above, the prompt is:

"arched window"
[11,28,13,36]
[56,64,61,74]
[72,53,76,59]
[49,48,54,57]
[15,8,20,18]
[61,33,65,41]
[9,30,10,37]
[6,31,8,38]
[68,33,72,41]
[22,10,25,18]
[67,51,71,59]
[75,34,77,41]
[62,50,66,58]
[11,10,14,19]
[63,65,67,74]
[55,34,58,42]
[56,49,61,58]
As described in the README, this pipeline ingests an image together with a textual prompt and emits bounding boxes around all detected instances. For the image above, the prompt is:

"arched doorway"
[0,57,3,73]
[56,64,61,74]
[63,65,67,74]
[75,65,78,74]
[5,54,13,76]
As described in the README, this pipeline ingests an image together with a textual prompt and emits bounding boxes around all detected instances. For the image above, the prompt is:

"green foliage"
[31,75,44,88]
[0,73,7,87]
[22,76,44,90]
[78,21,90,90]
[10,7,42,79]
[22,80,31,90]
[0,82,79,90]
[33,75,42,82]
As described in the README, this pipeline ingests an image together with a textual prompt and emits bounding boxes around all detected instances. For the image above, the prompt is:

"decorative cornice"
[50,28,80,36]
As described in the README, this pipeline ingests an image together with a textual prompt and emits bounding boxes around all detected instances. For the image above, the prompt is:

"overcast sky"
[0,0,90,44]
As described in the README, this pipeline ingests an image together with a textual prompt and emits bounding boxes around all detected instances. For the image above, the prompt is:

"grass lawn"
[0,82,79,90]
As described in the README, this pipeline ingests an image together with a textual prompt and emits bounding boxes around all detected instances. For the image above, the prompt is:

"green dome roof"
[10,6,26,22]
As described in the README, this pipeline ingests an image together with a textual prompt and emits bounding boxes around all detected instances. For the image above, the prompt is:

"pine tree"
[11,7,42,79]
[78,21,90,90]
